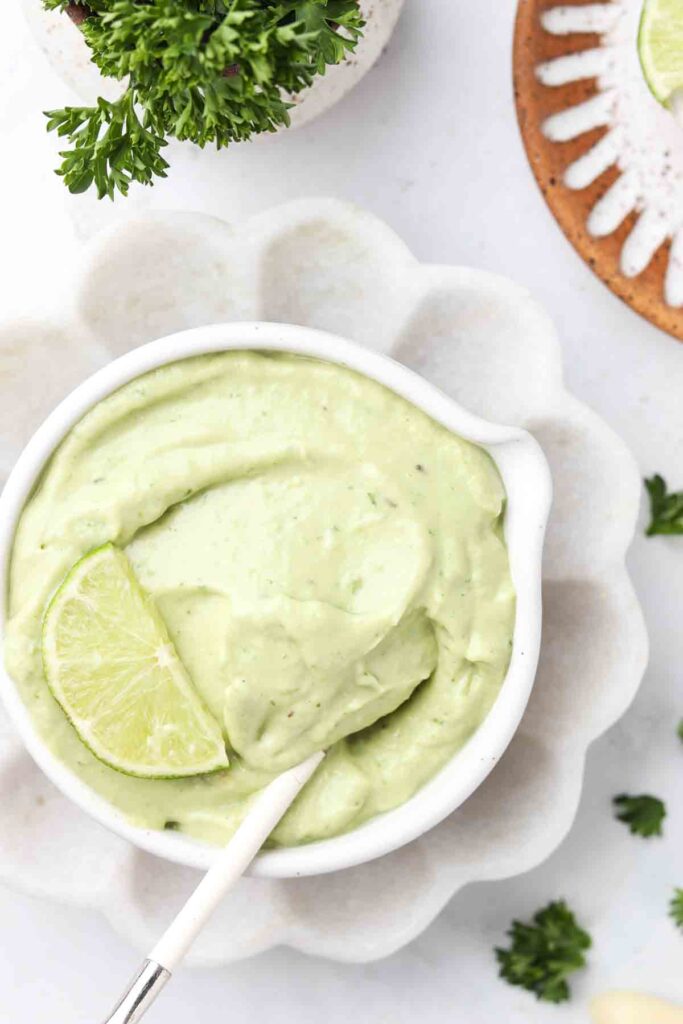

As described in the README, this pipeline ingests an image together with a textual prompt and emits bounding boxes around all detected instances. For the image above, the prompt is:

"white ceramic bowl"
[0,321,551,878]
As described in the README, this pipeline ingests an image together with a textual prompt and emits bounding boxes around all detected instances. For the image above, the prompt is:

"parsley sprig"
[613,793,667,838]
[46,92,169,196]
[670,889,683,932]
[43,0,364,198]
[645,475,683,536]
[495,900,591,1003]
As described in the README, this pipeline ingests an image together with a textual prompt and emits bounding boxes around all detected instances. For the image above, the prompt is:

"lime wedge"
[42,544,228,779]
[639,0,683,105]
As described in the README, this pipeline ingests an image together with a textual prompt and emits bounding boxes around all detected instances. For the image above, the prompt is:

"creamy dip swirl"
[5,352,515,846]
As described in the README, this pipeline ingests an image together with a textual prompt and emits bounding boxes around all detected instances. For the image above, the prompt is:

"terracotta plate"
[514,0,683,341]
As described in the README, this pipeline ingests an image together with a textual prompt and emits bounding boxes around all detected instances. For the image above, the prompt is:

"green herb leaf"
[495,900,591,1003]
[43,0,364,198]
[613,793,666,838]
[670,889,683,932]
[677,719,683,744]
[46,92,169,199]
[645,475,683,536]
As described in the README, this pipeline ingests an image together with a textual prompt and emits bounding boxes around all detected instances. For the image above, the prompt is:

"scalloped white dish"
[0,199,648,964]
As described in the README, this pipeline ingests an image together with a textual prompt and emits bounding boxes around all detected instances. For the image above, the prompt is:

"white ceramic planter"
[0,321,551,877]
[22,0,405,130]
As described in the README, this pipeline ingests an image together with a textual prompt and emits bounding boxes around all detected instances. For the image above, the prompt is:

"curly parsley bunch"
[495,900,591,1004]
[43,0,364,198]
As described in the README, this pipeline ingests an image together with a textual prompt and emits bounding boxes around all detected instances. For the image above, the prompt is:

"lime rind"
[638,0,683,106]
[42,544,229,779]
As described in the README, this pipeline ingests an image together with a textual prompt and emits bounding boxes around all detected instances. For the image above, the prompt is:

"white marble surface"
[0,2,681,1022]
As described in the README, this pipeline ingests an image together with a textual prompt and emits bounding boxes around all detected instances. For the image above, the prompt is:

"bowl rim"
[0,321,552,878]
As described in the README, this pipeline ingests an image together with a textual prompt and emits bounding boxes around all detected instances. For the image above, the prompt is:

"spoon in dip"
[0,345,524,1018]
[101,750,324,1024]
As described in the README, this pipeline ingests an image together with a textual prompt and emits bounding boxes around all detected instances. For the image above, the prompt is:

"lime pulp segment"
[639,0,683,105]
[42,544,229,779]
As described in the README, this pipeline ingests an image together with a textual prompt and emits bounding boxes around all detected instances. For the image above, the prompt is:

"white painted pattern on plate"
[539,0,683,307]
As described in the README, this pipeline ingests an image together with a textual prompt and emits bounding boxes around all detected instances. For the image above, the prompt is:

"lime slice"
[639,0,683,105]
[42,543,229,779]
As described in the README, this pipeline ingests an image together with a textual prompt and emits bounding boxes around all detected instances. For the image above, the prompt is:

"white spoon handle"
[100,961,170,1024]
[101,751,324,1023]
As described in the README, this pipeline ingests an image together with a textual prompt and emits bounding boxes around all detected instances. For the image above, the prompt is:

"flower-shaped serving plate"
[0,199,647,965]
[22,0,405,131]
[514,0,683,341]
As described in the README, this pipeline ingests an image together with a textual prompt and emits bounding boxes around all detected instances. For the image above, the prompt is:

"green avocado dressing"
[5,352,515,846]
